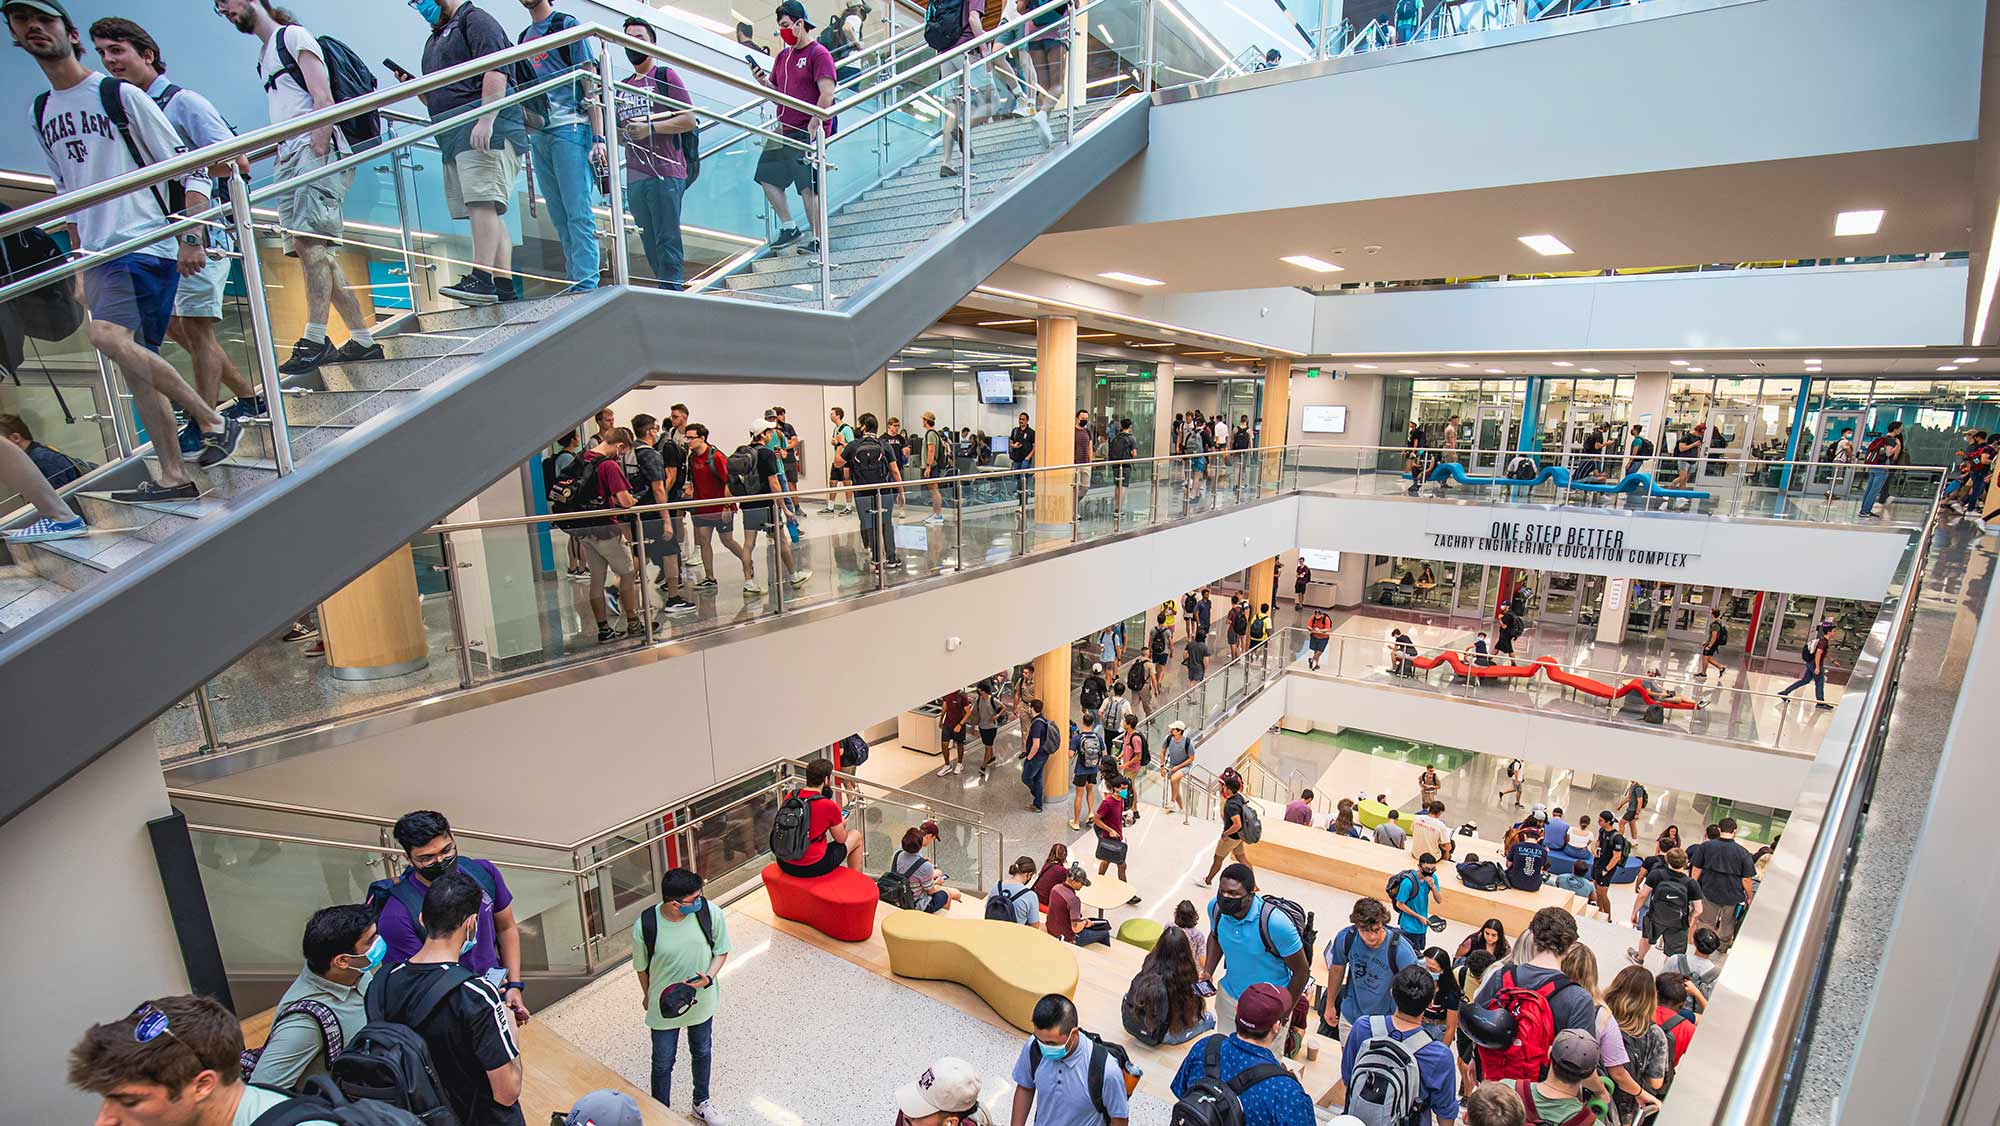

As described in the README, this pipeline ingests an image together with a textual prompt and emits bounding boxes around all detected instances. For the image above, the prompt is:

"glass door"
[1469,403,1515,472]
[1626,580,1672,637]
[1807,408,1866,498]
[1767,593,1821,663]
[1706,408,1758,483]
[1541,571,1583,624]
[1665,584,1725,644]
[1574,573,1608,628]
[1453,562,1491,618]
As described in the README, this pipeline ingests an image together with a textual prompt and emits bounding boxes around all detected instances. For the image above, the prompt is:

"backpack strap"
[640,905,658,966]
[266,998,346,1066]
[1515,1079,1543,1126]
[1226,1060,1291,1097]
[1085,1039,1108,1124]
[95,78,174,218]
[400,964,480,1028]
[695,901,717,957]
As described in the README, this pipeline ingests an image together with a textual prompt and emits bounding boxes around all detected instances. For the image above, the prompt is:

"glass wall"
[888,335,1165,463]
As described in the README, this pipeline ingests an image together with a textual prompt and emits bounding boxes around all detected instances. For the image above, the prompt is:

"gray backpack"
[1343,1015,1430,1126]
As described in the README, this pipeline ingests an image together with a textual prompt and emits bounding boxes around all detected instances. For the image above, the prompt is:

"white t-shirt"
[34,73,208,258]
[259,25,342,158]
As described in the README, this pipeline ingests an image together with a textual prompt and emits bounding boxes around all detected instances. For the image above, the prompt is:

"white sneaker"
[936,763,955,777]
[789,569,812,587]
[1032,110,1054,145]
[692,1101,727,1124]
[743,578,767,594]
[926,513,947,525]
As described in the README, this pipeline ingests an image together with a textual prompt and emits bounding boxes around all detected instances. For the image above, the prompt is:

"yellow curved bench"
[880,911,1080,1031]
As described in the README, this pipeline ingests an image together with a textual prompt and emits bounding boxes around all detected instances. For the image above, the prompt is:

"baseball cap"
[895,1057,987,1122]
[774,0,814,24]
[1234,982,1291,1034]
[658,981,699,1019]
[2,0,72,22]
[1169,720,1187,731]
[565,1090,642,1126]
[1549,1028,1601,1076]
[750,418,773,435]
[1065,862,1091,886]
[920,819,941,838]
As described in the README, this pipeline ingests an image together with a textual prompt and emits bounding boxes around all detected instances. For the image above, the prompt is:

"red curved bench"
[1406,652,1699,710]
[762,862,878,942]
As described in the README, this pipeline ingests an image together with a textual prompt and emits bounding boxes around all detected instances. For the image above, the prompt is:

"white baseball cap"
[895,1058,989,1123]
[1169,720,1187,731]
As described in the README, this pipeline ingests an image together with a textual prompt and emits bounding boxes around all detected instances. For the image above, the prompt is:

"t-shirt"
[770,41,837,131]
[1283,799,1313,825]
[1339,1019,1460,1126]
[232,1086,338,1126]
[616,65,691,181]
[1522,1084,1586,1126]
[1046,883,1082,942]
[1374,821,1407,849]
[632,903,730,1030]
[1210,895,1303,1000]
[1644,867,1698,925]
[376,859,515,976]
[1326,925,1418,1025]
[1546,817,1572,849]
[519,12,600,128]
[1025,715,1055,759]
[1594,828,1630,878]
[257,26,338,159]
[687,447,732,515]
[655,437,688,499]
[1625,1023,1671,1089]
[894,848,940,894]
[253,966,370,1091]
[1505,840,1550,892]
[628,443,666,506]
[1473,964,1596,1036]
[1391,871,1434,935]
[370,962,524,1126]
[1222,794,1247,839]
[974,693,1005,729]
[785,788,843,866]
[1170,1034,1315,1126]
[1554,872,1595,896]
[1074,425,1092,462]
[1410,815,1449,861]
[1665,951,1720,997]
[1011,1031,1131,1126]
[1033,860,1067,906]
[1094,795,1126,838]
[147,76,235,159]
[1689,838,1757,906]
[421,3,529,139]
[941,690,970,731]
[992,879,1041,925]
[1656,1005,1696,1063]
[1424,961,1463,1026]
[1162,734,1194,768]
[36,73,208,258]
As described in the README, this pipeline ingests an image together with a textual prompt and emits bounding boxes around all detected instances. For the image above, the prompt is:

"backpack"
[1121,970,1173,1047]
[364,858,499,930]
[838,732,870,768]
[1712,622,1730,647]
[1127,659,1148,692]
[877,851,925,909]
[1032,1034,1139,1124]
[726,445,764,497]
[1515,1078,1596,1126]
[0,202,84,341]
[36,78,181,218]
[1656,1014,1685,1094]
[247,1077,424,1126]
[769,790,816,862]
[1458,859,1506,891]
[923,0,969,51]
[1219,895,1311,963]
[1634,437,1655,458]
[1388,870,1422,908]
[546,449,603,513]
[1167,1034,1290,1126]
[241,999,346,1084]
[336,965,476,1124]
[1249,614,1270,643]
[1238,800,1264,845]
[1476,967,1567,1082]
[1800,637,1819,665]
[1228,606,1248,635]
[1080,676,1105,711]
[1151,626,1171,658]
[636,899,716,966]
[1127,729,1151,769]
[1073,728,1105,770]
[1180,427,1206,455]
[845,435,893,485]
[1344,1016,1431,1126]
[514,12,582,126]
[984,883,1031,922]
[1650,873,1693,930]
[268,28,382,150]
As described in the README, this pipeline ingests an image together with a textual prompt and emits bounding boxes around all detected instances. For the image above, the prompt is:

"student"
[1497,757,1524,807]
[416,0,530,306]
[1202,864,1311,1032]
[1857,419,1905,518]
[1454,920,1510,964]
[1069,711,1106,832]
[1695,610,1730,679]
[1617,782,1648,843]
[370,811,529,1020]
[243,905,381,1091]
[1607,966,1670,1120]
[749,0,836,256]
[1471,908,1599,1038]
[1184,627,1212,683]
[616,18,694,288]
[1503,824,1550,893]
[1031,843,1070,907]
[1044,862,1108,947]
[990,855,1043,926]
[1322,898,1419,1042]
[1552,860,1595,898]
[518,0,604,292]
[776,757,865,876]
[1200,773,1250,885]
[1108,417,1137,512]
[1021,698,1054,812]
[1628,847,1700,965]
[68,993,337,1124]
[1512,1030,1600,1126]
[1654,973,1697,1065]
[972,679,1006,779]
[0,415,87,544]
[628,415,696,617]
[1284,788,1314,825]
[833,411,904,571]
[738,418,808,589]
[1008,410,1036,496]
[1169,983,1314,1126]
[1122,923,1216,1046]
[17,0,241,503]
[1462,1082,1526,1126]
[683,422,758,592]
[1340,964,1462,1126]
[1390,853,1444,954]
[898,1057,991,1126]
[1160,719,1195,815]
[633,868,729,1121]
[1374,809,1408,849]
[1307,609,1333,670]
[1412,801,1452,862]
[1778,621,1836,710]
[1010,994,1129,1126]
[1687,816,1757,950]
[1092,764,1133,886]
[895,823,963,913]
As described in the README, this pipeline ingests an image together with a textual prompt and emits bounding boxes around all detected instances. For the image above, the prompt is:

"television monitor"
[990,435,1010,455]
[1299,547,1341,572]
[976,370,1013,405]
[1302,405,1348,434]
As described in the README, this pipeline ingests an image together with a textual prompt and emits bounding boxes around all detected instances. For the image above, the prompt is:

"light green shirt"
[233,1085,336,1125]
[251,966,371,1091]
[633,904,731,1030]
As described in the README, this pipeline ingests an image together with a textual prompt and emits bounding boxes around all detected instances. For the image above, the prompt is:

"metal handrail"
[830,0,1087,118]
[1710,515,1933,1122]
[796,759,987,821]
[183,822,583,876]
[166,787,575,851]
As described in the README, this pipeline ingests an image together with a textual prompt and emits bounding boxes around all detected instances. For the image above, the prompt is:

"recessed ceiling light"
[1485,368,1505,374]
[1670,360,1689,367]
[1446,362,1472,368]
[1802,358,1822,364]
[1097,271,1164,287]
[1078,332,1115,339]
[977,318,1032,326]
[1354,363,1378,369]
[1398,369,1420,375]
[902,347,935,354]
[1580,368,1601,374]
[1132,342,1178,348]
[1184,350,1222,356]
[1279,254,1343,273]
[1939,365,1960,372]
[1518,234,1573,256]
[1687,367,1705,373]
[1551,361,1573,367]
[1834,209,1884,237]
[1956,357,1979,364]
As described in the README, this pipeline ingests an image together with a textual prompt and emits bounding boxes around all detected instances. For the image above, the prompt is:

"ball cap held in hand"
[658,980,699,1019]
[896,1057,988,1122]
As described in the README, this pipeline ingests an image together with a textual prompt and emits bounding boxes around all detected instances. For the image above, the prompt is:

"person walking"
[1008,994,1130,1126]
[1169,983,1315,1126]
[1161,719,1194,815]
[1199,773,1251,886]
[1857,420,1905,519]
[1778,621,1836,710]
[834,411,902,571]
[1695,610,1729,680]
[1321,897,1420,1043]
[1068,711,1106,831]
[1019,698,1053,813]
[1686,817,1756,951]
[1589,810,1629,920]
[1389,854,1444,954]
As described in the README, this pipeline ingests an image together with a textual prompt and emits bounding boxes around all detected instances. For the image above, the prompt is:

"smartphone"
[1195,980,1216,997]
[746,52,766,76]
[383,58,416,83]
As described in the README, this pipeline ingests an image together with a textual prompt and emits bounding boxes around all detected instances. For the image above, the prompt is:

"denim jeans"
[529,123,601,289]
[650,1019,713,1107]
[1779,667,1826,702]
[1859,467,1890,515]
[1011,457,1032,500]
[629,175,687,288]
[855,491,897,565]
[1022,753,1046,809]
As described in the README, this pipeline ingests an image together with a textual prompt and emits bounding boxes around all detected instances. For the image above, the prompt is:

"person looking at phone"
[616,17,693,289]
[750,1,836,257]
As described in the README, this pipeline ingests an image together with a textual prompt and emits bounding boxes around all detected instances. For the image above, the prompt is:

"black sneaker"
[770,227,803,249]
[794,238,820,257]
[493,276,520,303]
[335,339,385,363]
[221,394,268,420]
[281,622,320,643]
[279,337,337,375]
[440,271,498,305]
[196,415,243,467]
[597,623,622,643]
[110,479,200,503]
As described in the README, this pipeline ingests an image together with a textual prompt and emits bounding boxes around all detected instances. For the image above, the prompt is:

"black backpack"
[839,733,870,768]
[35,78,181,217]
[241,998,346,1084]
[1650,873,1693,930]
[769,790,816,863]
[983,882,1032,921]
[845,435,893,485]
[337,965,476,1125]
[1458,859,1506,891]
[1081,676,1105,712]
[1800,638,1819,664]
[1127,660,1148,692]
[877,852,925,909]
[1168,1035,1289,1126]
[0,202,83,341]
[1151,626,1170,659]
[268,28,382,150]
[248,1077,424,1126]
[1713,622,1729,647]
[546,450,604,514]
[924,0,969,51]
[1031,1034,1136,1124]
[726,445,764,497]
[637,899,716,966]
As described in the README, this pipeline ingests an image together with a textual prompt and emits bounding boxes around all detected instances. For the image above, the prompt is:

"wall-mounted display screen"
[1299,548,1342,572]
[976,370,1014,404]
[1303,405,1348,434]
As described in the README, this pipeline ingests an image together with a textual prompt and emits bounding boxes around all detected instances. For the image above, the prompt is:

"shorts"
[1214,835,1247,861]
[443,141,523,220]
[741,503,775,532]
[1072,767,1099,787]
[1641,913,1688,955]
[171,251,231,320]
[1593,869,1615,888]
[1110,463,1131,485]
[638,518,678,560]
[944,727,968,746]
[1309,637,1329,654]
[979,727,998,748]
[578,530,636,582]
[996,22,1023,46]
[776,840,847,879]
[693,511,735,530]
[1702,643,1720,656]
[754,128,819,196]
[272,143,354,254]
[82,253,177,351]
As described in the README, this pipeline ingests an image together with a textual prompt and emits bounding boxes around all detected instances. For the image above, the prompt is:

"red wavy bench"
[762,862,878,942]
[1406,652,1699,710]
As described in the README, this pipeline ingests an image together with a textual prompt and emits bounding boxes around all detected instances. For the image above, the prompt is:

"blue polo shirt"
[1170,1034,1315,1126]
[1010,1032,1130,1126]
[1339,1016,1461,1126]
[1209,894,1304,1000]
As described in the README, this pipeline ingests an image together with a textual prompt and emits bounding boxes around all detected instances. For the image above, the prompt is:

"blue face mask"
[678,897,704,915]
[410,0,444,25]
[460,933,477,957]
[1037,1039,1069,1060]
[361,935,387,971]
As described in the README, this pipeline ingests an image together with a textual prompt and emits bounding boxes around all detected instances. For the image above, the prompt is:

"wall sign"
[1423,510,1706,570]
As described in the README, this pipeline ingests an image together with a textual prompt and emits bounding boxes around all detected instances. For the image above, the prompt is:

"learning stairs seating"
[881,909,1081,1032]
[760,863,879,942]
[1407,460,1712,499]
[1400,651,1703,710]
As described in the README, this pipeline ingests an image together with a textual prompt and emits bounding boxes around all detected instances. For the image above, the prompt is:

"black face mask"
[623,47,650,65]
[414,854,455,881]
[1217,894,1251,919]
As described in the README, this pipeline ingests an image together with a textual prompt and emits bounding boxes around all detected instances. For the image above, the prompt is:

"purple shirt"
[1284,799,1313,825]
[770,41,837,131]
[616,64,690,182]
[377,858,514,976]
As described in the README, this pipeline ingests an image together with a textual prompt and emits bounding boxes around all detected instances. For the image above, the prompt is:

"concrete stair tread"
[27,524,158,570]
[0,567,65,632]
[77,489,236,521]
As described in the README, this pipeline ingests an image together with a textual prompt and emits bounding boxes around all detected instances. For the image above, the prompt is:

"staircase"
[724,105,1110,303]
[0,298,566,636]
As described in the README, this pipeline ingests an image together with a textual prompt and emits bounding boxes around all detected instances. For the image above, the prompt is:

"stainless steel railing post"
[191,683,223,755]
[227,169,294,475]
[631,512,656,643]
[439,532,478,688]
[814,128,833,308]
[597,50,631,287]
[958,66,974,217]
[1141,0,1158,87]
[953,482,965,569]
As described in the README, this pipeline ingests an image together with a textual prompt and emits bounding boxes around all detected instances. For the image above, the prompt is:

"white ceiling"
[1312,347,2000,378]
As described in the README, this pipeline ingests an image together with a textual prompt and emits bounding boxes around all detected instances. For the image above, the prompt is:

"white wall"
[1284,674,1811,809]
[1307,265,1971,355]
[1295,492,1910,600]
[609,383,856,488]
[1,727,188,1123]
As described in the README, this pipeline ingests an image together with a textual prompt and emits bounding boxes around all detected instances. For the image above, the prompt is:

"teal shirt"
[633,905,731,1030]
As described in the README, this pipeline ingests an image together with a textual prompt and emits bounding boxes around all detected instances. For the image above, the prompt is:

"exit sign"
[1306,367,1320,378]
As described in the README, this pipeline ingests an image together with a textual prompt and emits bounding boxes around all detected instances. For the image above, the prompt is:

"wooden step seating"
[241,1002,690,1124]
[733,888,1349,1106]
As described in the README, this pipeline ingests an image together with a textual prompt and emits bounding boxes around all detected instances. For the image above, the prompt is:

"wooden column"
[1034,644,1072,801]
[320,544,429,680]
[1034,316,1078,527]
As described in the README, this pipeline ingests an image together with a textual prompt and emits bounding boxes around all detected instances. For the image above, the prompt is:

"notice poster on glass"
[1302,405,1348,434]
[976,370,1013,404]
[1299,548,1342,572]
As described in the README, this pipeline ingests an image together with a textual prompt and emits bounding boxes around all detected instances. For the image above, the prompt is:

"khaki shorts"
[443,141,522,220]
[1213,835,1247,862]
[171,250,232,320]
[578,530,636,583]
[273,143,353,255]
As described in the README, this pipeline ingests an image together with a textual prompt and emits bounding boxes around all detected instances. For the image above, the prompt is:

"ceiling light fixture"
[1580,368,1601,374]
[1802,358,1822,364]
[1398,369,1420,375]
[1078,332,1115,339]
[1551,361,1573,367]
[1687,367,1705,373]
[1354,363,1378,369]
[1132,342,1178,348]
[1833,209,1884,237]
[1184,350,1223,356]
[1446,362,1472,368]
[1485,368,1505,374]
[1279,254,1344,274]
[977,318,1032,327]
[1956,357,1979,364]
[1670,360,1689,367]
[1939,365,1960,372]
[1097,271,1164,287]
[1518,234,1573,256]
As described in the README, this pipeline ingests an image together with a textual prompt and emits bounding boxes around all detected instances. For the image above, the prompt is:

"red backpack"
[1477,967,1564,1082]
[1514,1079,1596,1126]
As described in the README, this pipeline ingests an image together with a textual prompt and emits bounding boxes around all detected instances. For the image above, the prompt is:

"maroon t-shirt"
[941,690,970,731]
[616,63,691,182]
[1046,883,1082,943]
[770,41,837,132]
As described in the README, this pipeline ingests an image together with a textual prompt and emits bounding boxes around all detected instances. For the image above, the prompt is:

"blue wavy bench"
[1407,461,1710,500]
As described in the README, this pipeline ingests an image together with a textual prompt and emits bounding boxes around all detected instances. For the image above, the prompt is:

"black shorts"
[1702,643,1720,656]
[1641,913,1688,954]
[776,840,846,879]
[1593,869,1616,888]
[754,128,819,195]
[1111,464,1131,485]
[944,728,967,746]
[979,727,998,748]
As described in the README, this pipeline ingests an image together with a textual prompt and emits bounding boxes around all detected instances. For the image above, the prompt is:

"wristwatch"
[501,980,525,994]
[179,232,204,248]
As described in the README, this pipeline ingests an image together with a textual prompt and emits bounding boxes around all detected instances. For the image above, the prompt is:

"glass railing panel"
[190,827,397,975]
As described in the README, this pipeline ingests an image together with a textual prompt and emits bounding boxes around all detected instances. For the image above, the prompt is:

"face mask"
[624,47,649,65]
[460,932,478,956]
[779,24,800,45]
[1038,1039,1069,1060]
[678,896,705,915]
[1217,894,1250,919]
[411,0,444,25]
[350,935,388,973]
[414,855,454,882]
